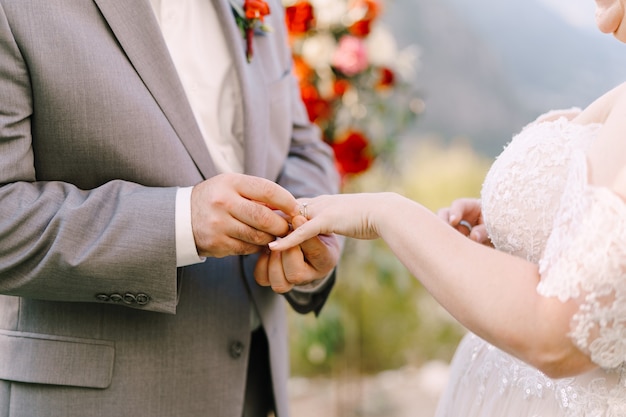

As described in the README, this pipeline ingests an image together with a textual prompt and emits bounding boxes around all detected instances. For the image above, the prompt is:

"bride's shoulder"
[532,107,582,124]
[574,82,626,125]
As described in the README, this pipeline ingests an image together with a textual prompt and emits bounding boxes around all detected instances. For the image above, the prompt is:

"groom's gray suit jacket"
[0,0,338,415]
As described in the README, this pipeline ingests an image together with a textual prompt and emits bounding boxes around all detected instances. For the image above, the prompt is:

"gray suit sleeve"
[0,4,179,314]
[0,182,180,314]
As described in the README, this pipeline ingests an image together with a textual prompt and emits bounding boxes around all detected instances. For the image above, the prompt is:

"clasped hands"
[191,173,340,293]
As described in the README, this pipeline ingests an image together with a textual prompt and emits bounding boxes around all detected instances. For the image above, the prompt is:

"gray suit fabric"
[0,0,339,415]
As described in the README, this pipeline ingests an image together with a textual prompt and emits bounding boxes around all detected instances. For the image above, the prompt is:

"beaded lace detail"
[437,116,626,416]
[441,334,626,417]
[538,150,626,370]
[481,117,597,263]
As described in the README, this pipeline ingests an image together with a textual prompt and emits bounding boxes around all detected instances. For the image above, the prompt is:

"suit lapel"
[241,51,271,178]
[93,0,216,179]
[210,0,269,177]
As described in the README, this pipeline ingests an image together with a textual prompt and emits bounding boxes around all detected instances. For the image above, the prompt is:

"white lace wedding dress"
[434,113,626,416]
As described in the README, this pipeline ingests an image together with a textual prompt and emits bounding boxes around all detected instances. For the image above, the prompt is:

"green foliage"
[289,139,492,377]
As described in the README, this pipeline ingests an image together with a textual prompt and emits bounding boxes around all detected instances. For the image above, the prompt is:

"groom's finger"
[267,250,293,293]
[233,174,300,217]
[253,249,271,287]
[290,217,338,275]
[234,199,292,239]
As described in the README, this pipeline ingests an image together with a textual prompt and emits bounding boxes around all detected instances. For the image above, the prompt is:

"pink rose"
[331,35,368,76]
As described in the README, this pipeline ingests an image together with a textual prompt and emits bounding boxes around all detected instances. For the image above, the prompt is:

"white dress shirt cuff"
[175,186,205,267]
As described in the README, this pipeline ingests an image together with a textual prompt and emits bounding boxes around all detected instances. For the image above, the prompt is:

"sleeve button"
[136,293,150,305]
[109,293,123,302]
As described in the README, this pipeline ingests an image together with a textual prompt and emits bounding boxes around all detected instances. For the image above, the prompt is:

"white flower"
[301,33,337,69]
[310,0,346,28]
[314,66,336,99]
[364,24,397,67]
[395,45,421,81]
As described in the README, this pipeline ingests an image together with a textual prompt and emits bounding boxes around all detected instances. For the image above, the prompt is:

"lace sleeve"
[537,151,626,370]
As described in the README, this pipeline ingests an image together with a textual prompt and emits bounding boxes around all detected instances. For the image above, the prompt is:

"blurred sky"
[540,0,597,28]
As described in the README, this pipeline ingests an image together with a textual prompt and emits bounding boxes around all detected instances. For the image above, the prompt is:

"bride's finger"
[268,218,321,251]
[437,207,451,222]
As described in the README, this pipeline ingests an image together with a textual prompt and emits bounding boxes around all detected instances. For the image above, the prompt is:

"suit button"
[136,293,150,305]
[109,293,123,302]
[229,341,245,359]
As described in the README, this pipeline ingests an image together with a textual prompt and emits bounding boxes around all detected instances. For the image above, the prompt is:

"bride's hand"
[437,198,492,247]
[269,193,383,251]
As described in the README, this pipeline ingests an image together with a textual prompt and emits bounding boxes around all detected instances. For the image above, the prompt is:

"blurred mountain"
[383,0,626,155]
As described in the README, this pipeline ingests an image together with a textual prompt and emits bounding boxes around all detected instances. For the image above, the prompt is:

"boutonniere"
[229,0,272,62]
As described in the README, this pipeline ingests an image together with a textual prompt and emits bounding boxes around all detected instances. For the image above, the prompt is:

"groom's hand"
[191,173,299,258]
[254,215,341,293]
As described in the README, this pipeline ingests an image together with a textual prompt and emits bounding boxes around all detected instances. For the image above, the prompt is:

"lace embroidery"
[481,118,599,263]
[458,334,626,417]
[442,116,626,416]
[538,152,626,370]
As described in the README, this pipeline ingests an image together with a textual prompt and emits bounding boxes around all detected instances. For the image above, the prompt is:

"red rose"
[331,131,373,175]
[300,84,331,122]
[377,67,395,89]
[293,56,314,84]
[333,79,351,97]
[347,0,380,37]
[244,0,271,21]
[285,1,315,35]
[234,0,271,62]
[348,20,373,37]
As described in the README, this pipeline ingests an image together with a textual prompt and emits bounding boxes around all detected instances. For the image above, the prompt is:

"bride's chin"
[611,16,626,42]
[595,3,624,34]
